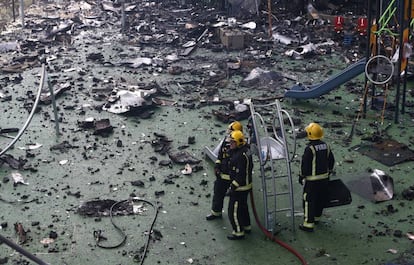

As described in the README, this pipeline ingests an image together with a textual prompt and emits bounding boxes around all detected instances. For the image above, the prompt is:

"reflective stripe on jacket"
[301,140,334,181]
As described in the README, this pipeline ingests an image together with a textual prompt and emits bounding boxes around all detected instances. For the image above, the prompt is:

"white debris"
[285,40,335,58]
[10,172,29,185]
[59,159,69,165]
[227,17,237,26]
[241,21,256,29]
[272,33,295,45]
[285,43,316,57]
[386,248,398,254]
[133,203,146,214]
[103,89,156,114]
[166,53,179,61]
[235,103,248,113]
[18,143,43,150]
[181,164,192,175]
[118,57,152,68]
[29,143,43,150]
[182,41,196,48]
[407,232,414,240]
[40,238,55,245]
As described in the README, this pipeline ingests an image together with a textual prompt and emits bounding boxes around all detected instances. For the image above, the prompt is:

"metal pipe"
[47,77,60,137]
[121,0,126,33]
[0,64,45,157]
[0,134,15,139]
[12,0,16,22]
[394,0,405,123]
[363,0,373,117]
[20,0,24,27]
[370,0,382,110]
[0,234,49,265]
[267,0,272,38]
[254,0,259,16]
[402,0,412,114]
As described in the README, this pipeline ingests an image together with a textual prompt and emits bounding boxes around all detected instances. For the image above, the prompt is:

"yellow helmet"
[229,130,246,147]
[305,122,323,140]
[228,121,242,132]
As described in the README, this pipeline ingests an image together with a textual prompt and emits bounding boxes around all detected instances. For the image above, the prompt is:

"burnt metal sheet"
[347,169,394,202]
[354,139,414,166]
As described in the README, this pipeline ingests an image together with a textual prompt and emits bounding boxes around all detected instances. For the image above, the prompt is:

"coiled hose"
[250,190,308,265]
[94,198,159,265]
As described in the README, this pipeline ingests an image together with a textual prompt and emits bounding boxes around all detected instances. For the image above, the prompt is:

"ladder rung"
[276,208,294,213]
[267,208,294,214]
[264,174,289,180]
[266,191,291,197]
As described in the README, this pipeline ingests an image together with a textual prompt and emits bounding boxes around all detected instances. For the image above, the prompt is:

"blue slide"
[284,58,366,99]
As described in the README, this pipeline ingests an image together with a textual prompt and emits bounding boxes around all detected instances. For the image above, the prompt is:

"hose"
[94,200,128,249]
[93,198,159,265]
[250,190,308,265]
[0,64,45,158]
[137,199,159,265]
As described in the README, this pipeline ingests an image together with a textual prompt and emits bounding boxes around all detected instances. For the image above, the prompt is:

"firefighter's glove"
[298,175,305,185]
[214,166,221,178]
[225,187,234,197]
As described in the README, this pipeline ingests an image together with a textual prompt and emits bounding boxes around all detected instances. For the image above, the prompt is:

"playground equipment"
[363,0,413,123]
[204,100,298,233]
[248,100,297,233]
[284,58,367,99]
[285,0,413,124]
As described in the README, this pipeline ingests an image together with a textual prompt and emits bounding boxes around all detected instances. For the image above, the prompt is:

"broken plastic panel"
[347,169,394,202]
[259,136,285,160]
[204,138,224,162]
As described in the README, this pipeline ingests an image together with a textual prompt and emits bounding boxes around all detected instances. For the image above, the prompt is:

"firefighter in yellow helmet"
[299,122,335,232]
[226,130,253,240]
[206,121,243,221]
[227,121,242,133]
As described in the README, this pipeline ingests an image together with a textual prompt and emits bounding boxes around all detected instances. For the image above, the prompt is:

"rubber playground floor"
[1,1,414,265]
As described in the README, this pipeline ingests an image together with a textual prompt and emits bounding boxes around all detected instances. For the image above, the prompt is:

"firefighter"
[226,130,253,240]
[299,122,335,232]
[206,121,243,221]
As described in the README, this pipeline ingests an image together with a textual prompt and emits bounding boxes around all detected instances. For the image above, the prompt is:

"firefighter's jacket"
[215,138,233,180]
[300,139,335,182]
[229,144,253,192]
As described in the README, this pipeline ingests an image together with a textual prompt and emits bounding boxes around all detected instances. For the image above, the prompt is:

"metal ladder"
[249,100,297,232]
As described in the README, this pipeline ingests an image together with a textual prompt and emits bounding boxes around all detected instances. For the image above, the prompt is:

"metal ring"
[365,55,394,85]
